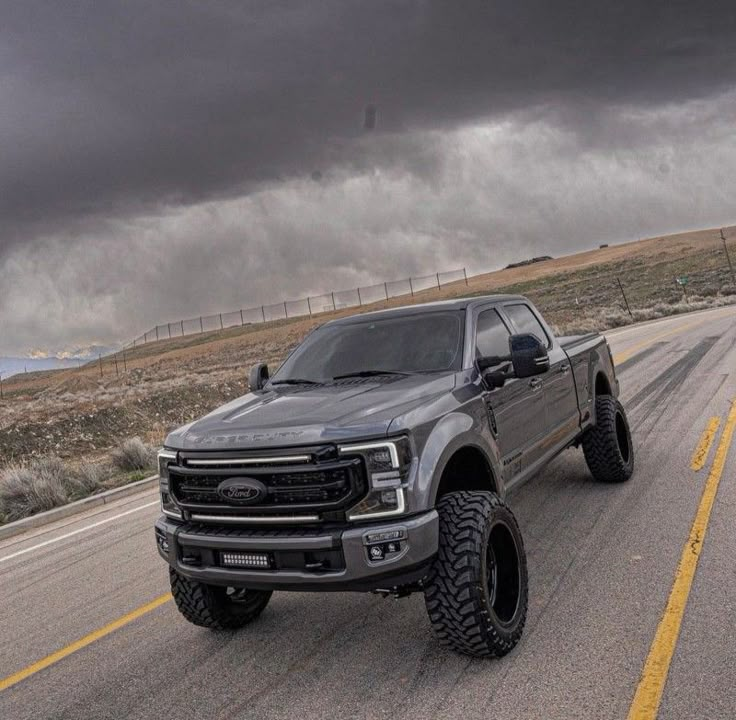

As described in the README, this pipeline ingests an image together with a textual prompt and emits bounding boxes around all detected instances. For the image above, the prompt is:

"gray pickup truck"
[155,295,634,657]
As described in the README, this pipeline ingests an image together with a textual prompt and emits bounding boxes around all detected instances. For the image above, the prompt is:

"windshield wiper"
[332,370,413,380]
[270,378,323,386]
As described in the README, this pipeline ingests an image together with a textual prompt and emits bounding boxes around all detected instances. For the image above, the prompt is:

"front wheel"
[169,568,272,630]
[424,491,528,657]
[583,395,634,483]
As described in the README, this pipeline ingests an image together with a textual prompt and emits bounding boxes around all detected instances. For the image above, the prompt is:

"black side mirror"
[249,363,269,391]
[509,334,549,378]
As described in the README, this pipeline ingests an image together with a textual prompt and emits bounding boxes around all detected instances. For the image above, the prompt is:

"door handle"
[560,364,570,375]
[529,377,543,390]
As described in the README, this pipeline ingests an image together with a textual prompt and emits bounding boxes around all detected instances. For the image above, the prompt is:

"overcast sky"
[1,1,735,356]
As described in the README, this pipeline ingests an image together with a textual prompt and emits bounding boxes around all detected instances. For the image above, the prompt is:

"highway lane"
[1,305,735,720]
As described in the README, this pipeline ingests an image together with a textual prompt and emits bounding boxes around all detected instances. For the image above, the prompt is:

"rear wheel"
[169,568,272,630]
[424,491,528,657]
[583,395,634,483]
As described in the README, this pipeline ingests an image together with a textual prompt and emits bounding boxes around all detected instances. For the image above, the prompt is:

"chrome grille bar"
[185,455,311,467]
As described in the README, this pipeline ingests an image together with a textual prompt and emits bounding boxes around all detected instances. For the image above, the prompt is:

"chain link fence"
[125,267,469,348]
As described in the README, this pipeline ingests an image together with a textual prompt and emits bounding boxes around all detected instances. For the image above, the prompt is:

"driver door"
[475,307,545,485]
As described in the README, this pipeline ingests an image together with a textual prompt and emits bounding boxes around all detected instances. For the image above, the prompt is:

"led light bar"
[220,551,272,569]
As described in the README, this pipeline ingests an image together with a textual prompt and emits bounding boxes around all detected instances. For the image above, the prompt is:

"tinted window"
[475,309,510,359]
[272,311,465,382]
[504,304,549,346]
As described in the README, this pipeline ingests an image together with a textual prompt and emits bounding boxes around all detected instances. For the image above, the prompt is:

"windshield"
[271,311,465,383]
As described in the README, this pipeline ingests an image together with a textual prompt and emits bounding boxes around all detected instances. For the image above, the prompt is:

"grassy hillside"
[1,225,734,468]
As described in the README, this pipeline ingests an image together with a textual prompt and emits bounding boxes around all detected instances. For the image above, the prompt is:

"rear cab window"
[503,303,551,347]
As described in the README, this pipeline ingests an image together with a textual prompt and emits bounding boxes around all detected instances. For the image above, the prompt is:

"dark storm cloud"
[2,1,736,356]
[2,0,736,249]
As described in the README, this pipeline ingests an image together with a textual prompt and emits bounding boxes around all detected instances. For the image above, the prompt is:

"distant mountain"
[0,356,85,379]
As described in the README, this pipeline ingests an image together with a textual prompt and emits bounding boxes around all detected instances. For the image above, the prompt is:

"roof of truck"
[327,294,527,324]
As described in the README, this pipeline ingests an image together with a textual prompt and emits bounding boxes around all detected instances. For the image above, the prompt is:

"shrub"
[111,437,156,472]
[0,457,70,521]
[72,463,109,495]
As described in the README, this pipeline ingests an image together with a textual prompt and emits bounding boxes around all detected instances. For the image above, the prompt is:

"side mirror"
[249,363,269,391]
[509,334,549,378]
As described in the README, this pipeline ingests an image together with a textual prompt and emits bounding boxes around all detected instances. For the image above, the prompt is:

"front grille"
[168,447,367,519]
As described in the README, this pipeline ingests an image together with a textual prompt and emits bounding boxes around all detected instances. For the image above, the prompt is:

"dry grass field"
[1,225,735,474]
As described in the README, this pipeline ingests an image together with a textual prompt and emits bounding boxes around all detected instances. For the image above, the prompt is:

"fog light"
[365,529,405,544]
[155,532,169,554]
[221,551,272,569]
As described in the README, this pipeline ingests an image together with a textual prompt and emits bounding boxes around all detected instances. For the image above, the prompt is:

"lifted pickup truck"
[155,295,634,657]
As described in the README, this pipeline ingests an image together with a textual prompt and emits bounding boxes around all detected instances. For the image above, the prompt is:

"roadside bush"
[0,457,71,521]
[72,463,109,495]
[721,284,736,296]
[111,437,156,472]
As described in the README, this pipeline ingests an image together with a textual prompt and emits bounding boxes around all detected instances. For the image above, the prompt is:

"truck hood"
[165,373,456,450]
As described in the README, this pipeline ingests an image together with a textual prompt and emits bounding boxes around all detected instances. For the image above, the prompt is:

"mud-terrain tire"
[169,568,272,630]
[583,395,634,483]
[424,491,528,658]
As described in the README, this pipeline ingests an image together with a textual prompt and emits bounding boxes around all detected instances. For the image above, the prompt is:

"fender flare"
[412,412,502,509]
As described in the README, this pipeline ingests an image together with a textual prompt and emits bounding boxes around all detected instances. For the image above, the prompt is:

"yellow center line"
[627,398,736,720]
[0,593,172,693]
[690,417,722,471]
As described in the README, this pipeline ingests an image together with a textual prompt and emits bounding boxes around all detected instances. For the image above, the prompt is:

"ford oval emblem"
[217,477,267,505]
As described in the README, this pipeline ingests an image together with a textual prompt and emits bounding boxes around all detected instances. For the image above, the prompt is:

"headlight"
[158,449,182,520]
[339,438,412,520]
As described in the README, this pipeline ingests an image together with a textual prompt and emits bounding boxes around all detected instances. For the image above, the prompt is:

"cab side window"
[475,309,511,363]
[504,304,550,347]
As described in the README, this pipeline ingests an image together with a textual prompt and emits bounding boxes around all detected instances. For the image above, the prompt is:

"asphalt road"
[2,305,736,720]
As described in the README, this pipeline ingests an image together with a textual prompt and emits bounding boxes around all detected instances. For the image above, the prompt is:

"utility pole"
[722,229,735,285]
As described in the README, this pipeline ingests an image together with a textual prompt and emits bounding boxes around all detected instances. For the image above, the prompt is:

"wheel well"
[435,446,497,501]
[595,372,612,397]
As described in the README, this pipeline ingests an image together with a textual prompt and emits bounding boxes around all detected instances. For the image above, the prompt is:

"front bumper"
[155,511,439,592]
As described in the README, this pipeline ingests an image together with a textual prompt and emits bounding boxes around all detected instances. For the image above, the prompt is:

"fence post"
[357,287,363,305]
[331,292,336,310]
[307,297,312,316]
[199,317,204,333]
[0,373,3,400]
[181,320,184,336]
[98,354,103,378]
[409,278,414,297]
[722,229,736,285]
[167,323,171,338]
[122,351,127,372]
[436,273,441,289]
[463,268,468,285]
[284,301,288,318]
[114,355,119,376]
[155,326,159,341]
[616,277,633,318]
[384,282,388,300]
[143,332,147,344]
[219,313,224,330]
[261,306,266,323]
[240,309,244,326]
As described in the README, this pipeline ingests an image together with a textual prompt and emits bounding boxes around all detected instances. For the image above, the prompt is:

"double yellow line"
[627,400,736,720]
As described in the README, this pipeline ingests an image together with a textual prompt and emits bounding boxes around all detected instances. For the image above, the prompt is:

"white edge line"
[0,500,160,564]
